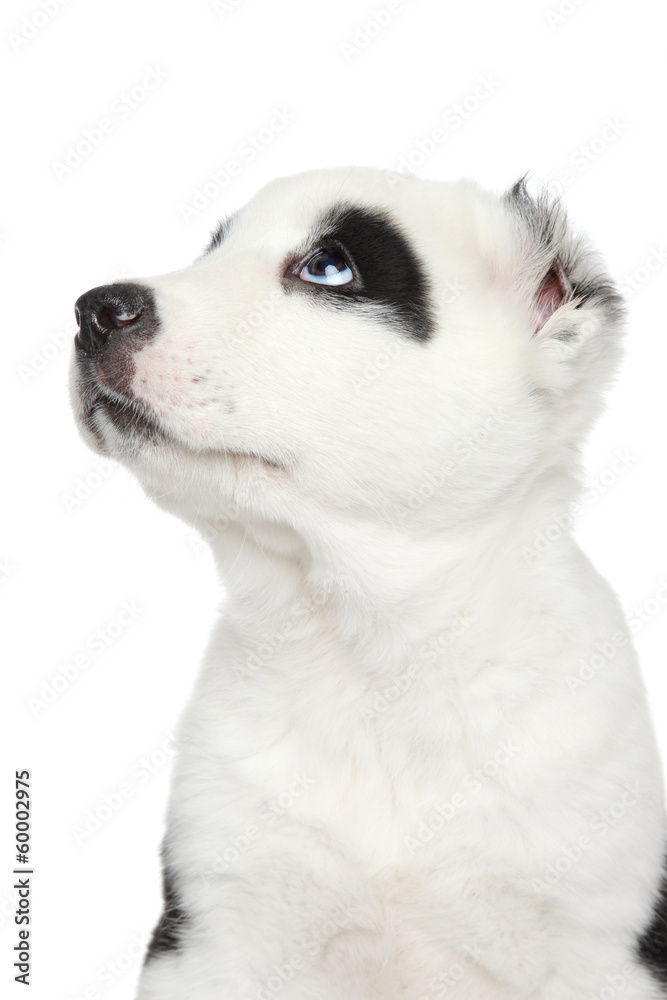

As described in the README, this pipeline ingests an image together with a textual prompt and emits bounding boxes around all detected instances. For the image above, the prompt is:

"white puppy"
[71,167,667,999]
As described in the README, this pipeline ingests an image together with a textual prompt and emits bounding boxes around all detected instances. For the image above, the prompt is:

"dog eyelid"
[285,241,361,290]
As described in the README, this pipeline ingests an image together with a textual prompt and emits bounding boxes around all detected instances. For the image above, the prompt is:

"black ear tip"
[508,173,532,200]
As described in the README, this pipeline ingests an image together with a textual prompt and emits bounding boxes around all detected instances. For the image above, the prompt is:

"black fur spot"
[637,859,667,984]
[290,204,434,341]
[203,214,236,255]
[145,865,189,961]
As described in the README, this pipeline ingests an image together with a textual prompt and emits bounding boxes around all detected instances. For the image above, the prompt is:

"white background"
[2,1,666,997]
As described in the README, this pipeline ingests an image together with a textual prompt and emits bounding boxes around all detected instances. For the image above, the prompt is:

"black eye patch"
[293,205,434,342]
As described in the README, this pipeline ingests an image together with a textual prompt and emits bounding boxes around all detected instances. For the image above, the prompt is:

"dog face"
[70,167,623,547]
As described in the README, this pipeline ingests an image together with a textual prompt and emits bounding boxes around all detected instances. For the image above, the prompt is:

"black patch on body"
[145,865,189,961]
[637,859,667,985]
[292,205,434,341]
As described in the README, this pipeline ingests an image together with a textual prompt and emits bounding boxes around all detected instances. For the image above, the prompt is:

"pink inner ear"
[533,259,572,333]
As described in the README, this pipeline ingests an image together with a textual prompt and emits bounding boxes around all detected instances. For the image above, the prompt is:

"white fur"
[71,167,667,999]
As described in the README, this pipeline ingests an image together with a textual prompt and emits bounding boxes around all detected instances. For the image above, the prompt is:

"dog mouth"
[99,391,166,440]
[75,363,286,470]
[77,370,172,451]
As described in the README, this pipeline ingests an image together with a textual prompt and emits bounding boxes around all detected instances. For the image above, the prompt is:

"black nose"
[74,282,157,355]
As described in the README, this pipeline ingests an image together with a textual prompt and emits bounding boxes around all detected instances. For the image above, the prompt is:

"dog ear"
[503,177,624,347]
[497,176,626,410]
[531,258,573,334]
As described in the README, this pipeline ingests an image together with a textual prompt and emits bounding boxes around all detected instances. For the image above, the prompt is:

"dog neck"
[201,468,582,678]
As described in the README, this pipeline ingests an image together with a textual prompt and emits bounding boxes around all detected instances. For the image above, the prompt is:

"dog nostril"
[74,282,156,356]
[99,306,141,329]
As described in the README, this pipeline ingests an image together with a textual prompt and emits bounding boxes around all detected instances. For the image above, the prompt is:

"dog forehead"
[254,166,408,223]
[211,167,493,278]
[220,168,399,254]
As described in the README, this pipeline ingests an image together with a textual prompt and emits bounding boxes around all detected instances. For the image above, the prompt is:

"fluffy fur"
[70,167,667,999]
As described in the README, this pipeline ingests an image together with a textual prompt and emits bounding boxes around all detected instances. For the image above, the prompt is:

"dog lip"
[77,399,108,450]
[83,386,285,468]
[78,362,171,444]
[77,361,287,467]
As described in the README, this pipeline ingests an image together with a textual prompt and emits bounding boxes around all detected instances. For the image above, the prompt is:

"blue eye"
[299,250,354,286]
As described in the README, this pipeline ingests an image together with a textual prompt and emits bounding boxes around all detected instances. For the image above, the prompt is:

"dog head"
[70,167,623,559]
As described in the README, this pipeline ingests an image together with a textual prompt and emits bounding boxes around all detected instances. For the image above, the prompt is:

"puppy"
[71,167,667,999]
